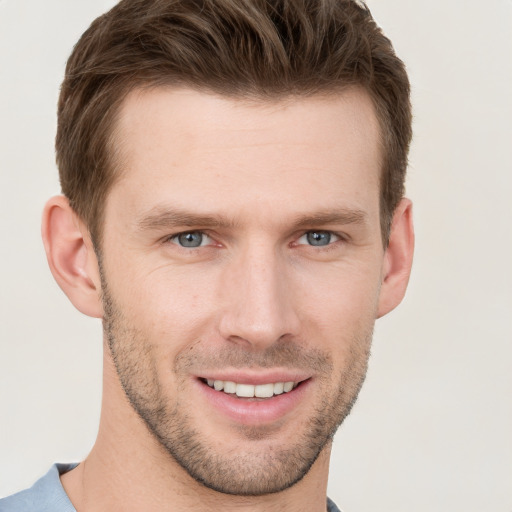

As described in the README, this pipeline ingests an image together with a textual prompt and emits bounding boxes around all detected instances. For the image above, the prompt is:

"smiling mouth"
[200,378,302,398]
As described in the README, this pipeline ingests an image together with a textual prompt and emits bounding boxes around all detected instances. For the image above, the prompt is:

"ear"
[377,198,415,318]
[41,195,103,318]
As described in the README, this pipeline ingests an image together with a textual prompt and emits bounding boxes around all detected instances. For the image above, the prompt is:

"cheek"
[298,260,381,318]
[295,264,380,358]
[115,267,219,344]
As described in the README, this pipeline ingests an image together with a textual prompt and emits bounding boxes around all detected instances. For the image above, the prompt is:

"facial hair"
[101,276,372,496]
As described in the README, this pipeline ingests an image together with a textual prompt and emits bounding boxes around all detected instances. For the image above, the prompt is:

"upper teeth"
[206,379,297,398]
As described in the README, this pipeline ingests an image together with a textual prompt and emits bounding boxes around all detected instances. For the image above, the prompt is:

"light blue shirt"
[0,464,77,512]
[0,463,342,511]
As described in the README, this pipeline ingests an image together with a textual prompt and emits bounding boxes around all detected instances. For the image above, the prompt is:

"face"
[100,87,385,495]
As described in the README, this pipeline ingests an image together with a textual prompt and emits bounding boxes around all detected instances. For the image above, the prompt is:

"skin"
[42,87,414,512]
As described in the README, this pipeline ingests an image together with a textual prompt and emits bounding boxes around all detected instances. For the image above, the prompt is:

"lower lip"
[195,379,311,426]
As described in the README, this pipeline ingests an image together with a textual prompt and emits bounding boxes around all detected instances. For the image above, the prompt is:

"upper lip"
[197,369,311,385]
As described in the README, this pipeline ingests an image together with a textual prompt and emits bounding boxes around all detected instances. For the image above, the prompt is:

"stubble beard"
[101,281,372,496]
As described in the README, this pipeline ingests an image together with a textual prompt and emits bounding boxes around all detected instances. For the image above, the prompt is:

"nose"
[218,243,300,350]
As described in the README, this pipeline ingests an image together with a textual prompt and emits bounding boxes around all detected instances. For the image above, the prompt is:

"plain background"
[1,1,511,510]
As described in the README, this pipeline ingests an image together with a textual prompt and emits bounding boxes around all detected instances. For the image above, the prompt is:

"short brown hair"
[56,0,411,246]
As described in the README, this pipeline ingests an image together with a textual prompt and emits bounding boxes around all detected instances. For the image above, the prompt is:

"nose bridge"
[219,240,299,348]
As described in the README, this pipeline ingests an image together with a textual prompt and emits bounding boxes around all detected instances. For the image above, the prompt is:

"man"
[0,0,413,510]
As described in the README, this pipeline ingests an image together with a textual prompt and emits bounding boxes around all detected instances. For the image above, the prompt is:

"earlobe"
[377,198,415,318]
[41,195,103,318]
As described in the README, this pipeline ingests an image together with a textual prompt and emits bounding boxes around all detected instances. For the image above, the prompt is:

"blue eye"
[297,231,340,247]
[171,231,210,248]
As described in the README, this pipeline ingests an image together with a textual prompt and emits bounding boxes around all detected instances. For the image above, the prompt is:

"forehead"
[107,86,382,224]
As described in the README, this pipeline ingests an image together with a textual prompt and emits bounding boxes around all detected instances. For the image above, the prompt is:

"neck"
[61,346,332,512]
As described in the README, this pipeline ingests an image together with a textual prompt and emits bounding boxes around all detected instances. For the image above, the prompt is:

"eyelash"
[295,231,342,247]
[163,230,345,250]
[165,231,214,248]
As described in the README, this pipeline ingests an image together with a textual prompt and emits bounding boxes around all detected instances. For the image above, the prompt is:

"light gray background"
[1,1,511,510]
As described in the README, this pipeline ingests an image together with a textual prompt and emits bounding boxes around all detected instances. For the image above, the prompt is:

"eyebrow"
[290,209,368,228]
[136,207,239,231]
[136,206,368,232]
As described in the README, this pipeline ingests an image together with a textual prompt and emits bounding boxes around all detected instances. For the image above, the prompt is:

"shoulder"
[327,496,344,512]
[0,463,77,512]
